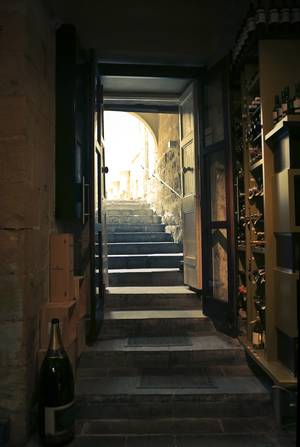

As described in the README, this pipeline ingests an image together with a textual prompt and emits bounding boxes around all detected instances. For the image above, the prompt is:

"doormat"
[126,336,192,347]
[138,369,217,389]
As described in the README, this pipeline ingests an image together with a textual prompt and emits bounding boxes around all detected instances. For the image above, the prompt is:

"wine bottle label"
[293,98,300,113]
[272,111,278,121]
[269,10,279,23]
[252,332,262,347]
[291,8,300,23]
[44,400,75,436]
[256,10,266,24]
[280,9,290,23]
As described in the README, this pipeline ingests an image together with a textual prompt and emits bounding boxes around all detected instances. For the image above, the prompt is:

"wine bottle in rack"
[255,0,266,35]
[268,0,280,34]
[38,319,75,446]
[281,86,290,117]
[251,310,264,349]
[238,285,247,316]
[272,94,281,124]
[292,83,300,114]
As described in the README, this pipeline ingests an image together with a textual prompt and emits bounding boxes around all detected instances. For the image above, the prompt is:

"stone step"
[106,209,154,216]
[76,374,273,420]
[78,334,246,369]
[107,268,183,286]
[107,254,183,270]
[99,310,215,340]
[107,223,166,233]
[105,200,148,208]
[107,242,182,255]
[104,286,198,310]
[71,432,292,447]
[77,416,276,436]
[107,215,161,225]
[107,232,173,243]
[77,364,257,379]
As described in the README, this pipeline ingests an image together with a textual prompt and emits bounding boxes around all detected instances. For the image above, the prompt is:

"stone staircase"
[104,200,183,287]
[75,285,286,446]
[72,201,294,446]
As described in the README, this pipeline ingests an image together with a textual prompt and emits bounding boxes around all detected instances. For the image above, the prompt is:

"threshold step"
[79,333,246,369]
[76,375,272,419]
[71,432,291,447]
[104,285,199,310]
[99,309,215,339]
[78,416,276,436]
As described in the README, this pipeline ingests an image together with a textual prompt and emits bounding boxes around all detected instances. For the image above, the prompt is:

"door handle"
[82,175,90,225]
[182,166,194,174]
[102,166,109,174]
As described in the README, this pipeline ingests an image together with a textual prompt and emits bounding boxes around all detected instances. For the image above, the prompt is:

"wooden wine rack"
[233,40,300,388]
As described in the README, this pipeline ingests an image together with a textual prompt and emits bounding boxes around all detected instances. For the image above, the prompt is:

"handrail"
[140,165,182,198]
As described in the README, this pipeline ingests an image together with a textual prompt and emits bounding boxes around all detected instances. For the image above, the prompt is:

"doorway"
[89,63,236,340]
[96,75,202,293]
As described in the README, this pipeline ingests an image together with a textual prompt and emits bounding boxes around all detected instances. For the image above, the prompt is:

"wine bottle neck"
[48,322,63,352]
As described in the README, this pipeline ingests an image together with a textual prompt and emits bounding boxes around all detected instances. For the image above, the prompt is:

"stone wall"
[151,113,182,243]
[0,0,55,443]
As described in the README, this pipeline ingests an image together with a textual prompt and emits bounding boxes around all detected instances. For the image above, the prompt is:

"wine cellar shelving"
[232,37,300,387]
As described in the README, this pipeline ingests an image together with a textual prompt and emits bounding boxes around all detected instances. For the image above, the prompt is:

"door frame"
[94,62,236,336]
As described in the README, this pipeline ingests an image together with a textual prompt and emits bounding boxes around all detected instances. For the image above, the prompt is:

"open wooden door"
[87,53,108,342]
[200,59,237,335]
[179,82,202,290]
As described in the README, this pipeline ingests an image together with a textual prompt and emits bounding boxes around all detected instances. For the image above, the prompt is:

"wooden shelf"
[251,132,262,145]
[239,336,297,387]
[250,159,263,172]
[252,246,265,255]
[265,114,300,142]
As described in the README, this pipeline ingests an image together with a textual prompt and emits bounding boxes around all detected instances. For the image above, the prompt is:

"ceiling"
[44,0,251,67]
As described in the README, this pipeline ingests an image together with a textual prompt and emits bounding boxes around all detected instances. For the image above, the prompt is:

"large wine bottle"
[38,318,75,445]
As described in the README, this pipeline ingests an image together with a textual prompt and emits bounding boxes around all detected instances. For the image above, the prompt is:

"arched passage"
[104,111,156,201]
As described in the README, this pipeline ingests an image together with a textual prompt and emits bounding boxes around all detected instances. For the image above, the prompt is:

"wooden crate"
[50,268,75,302]
[50,233,74,271]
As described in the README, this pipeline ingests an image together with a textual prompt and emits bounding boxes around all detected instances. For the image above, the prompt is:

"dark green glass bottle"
[38,319,75,446]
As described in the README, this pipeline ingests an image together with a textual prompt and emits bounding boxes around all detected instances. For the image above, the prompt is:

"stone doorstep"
[78,333,246,368]
[68,432,296,447]
[99,311,215,339]
[76,364,254,379]
[77,416,277,436]
[76,374,269,398]
[26,431,296,447]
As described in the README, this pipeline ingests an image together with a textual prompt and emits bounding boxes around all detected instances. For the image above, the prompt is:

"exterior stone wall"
[151,113,182,243]
[0,0,55,443]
